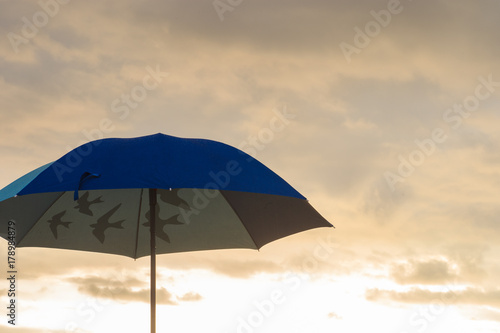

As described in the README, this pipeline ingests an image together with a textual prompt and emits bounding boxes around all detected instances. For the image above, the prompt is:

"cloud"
[67,274,178,305]
[446,244,489,283]
[178,291,203,302]
[468,308,500,322]
[154,251,295,279]
[327,312,343,320]
[390,259,458,285]
[169,256,289,279]
[381,246,492,286]
[362,176,413,221]
[208,259,283,278]
[66,274,205,305]
[129,0,352,53]
[1,0,499,204]
[366,287,500,309]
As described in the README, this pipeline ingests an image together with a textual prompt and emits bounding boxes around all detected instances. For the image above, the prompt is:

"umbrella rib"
[219,190,260,250]
[16,191,66,245]
[133,188,145,259]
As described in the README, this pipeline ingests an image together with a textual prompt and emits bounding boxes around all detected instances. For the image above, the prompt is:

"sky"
[1,0,500,332]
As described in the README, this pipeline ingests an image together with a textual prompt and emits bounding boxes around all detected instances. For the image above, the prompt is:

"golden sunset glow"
[1,1,500,332]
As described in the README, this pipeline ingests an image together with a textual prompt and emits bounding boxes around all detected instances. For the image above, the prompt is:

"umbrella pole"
[149,188,157,333]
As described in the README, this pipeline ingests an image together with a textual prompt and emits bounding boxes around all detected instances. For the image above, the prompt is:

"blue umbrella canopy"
[0,133,332,333]
[0,133,332,258]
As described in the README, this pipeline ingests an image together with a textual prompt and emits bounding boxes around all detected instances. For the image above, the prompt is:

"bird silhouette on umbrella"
[75,191,103,216]
[90,204,125,243]
[143,206,184,243]
[47,211,72,239]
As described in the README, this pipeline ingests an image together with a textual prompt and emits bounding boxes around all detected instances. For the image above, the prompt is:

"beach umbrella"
[0,133,332,332]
